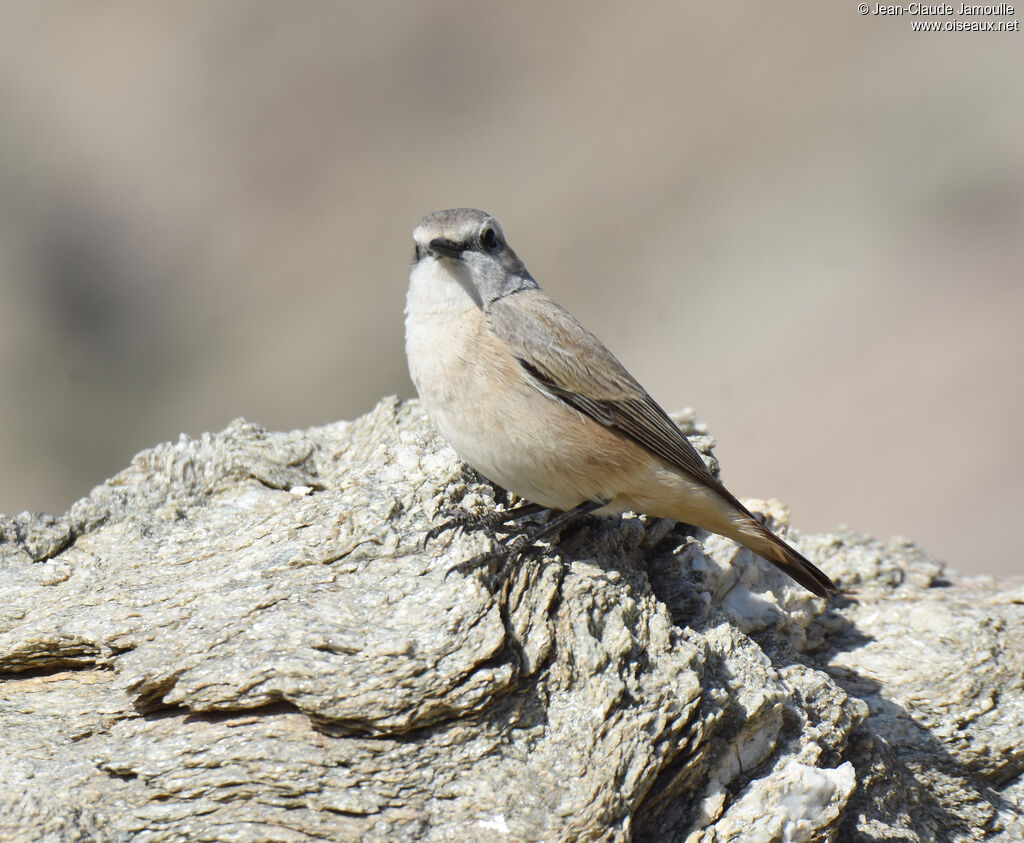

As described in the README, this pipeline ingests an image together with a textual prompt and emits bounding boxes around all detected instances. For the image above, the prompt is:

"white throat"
[406,257,480,319]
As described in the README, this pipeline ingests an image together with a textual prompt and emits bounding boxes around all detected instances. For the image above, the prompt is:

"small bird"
[404,208,838,599]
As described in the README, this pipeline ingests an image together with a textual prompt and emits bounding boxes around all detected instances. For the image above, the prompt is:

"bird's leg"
[446,499,606,589]
[519,499,605,542]
[424,501,547,546]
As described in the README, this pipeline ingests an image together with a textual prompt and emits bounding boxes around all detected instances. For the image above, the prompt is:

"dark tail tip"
[758,527,839,599]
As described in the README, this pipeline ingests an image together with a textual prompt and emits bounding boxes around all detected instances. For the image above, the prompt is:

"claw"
[423,515,463,547]
[434,499,606,591]
[444,533,545,590]
[424,502,547,549]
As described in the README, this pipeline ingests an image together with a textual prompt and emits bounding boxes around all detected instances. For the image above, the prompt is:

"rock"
[0,397,1021,842]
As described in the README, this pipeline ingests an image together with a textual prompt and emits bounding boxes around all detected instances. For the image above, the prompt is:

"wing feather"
[485,290,839,599]
[487,290,744,511]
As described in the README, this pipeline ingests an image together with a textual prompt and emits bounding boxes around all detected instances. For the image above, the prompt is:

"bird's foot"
[444,532,546,591]
[423,502,546,547]
[439,499,608,590]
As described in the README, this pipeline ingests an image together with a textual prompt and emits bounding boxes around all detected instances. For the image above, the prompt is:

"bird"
[404,208,838,599]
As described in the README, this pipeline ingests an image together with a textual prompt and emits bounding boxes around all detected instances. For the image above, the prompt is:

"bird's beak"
[428,238,463,259]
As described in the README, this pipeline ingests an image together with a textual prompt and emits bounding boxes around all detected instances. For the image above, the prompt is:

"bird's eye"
[480,226,498,250]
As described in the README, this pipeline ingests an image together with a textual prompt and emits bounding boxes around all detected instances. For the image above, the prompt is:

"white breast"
[404,259,477,417]
[404,259,585,509]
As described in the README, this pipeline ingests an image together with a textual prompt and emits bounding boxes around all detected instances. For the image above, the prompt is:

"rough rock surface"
[1,397,1021,842]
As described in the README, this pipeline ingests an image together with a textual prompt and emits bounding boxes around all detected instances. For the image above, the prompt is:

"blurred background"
[0,2,1020,576]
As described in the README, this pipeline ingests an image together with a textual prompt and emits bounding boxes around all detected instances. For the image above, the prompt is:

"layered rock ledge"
[1,397,1021,841]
